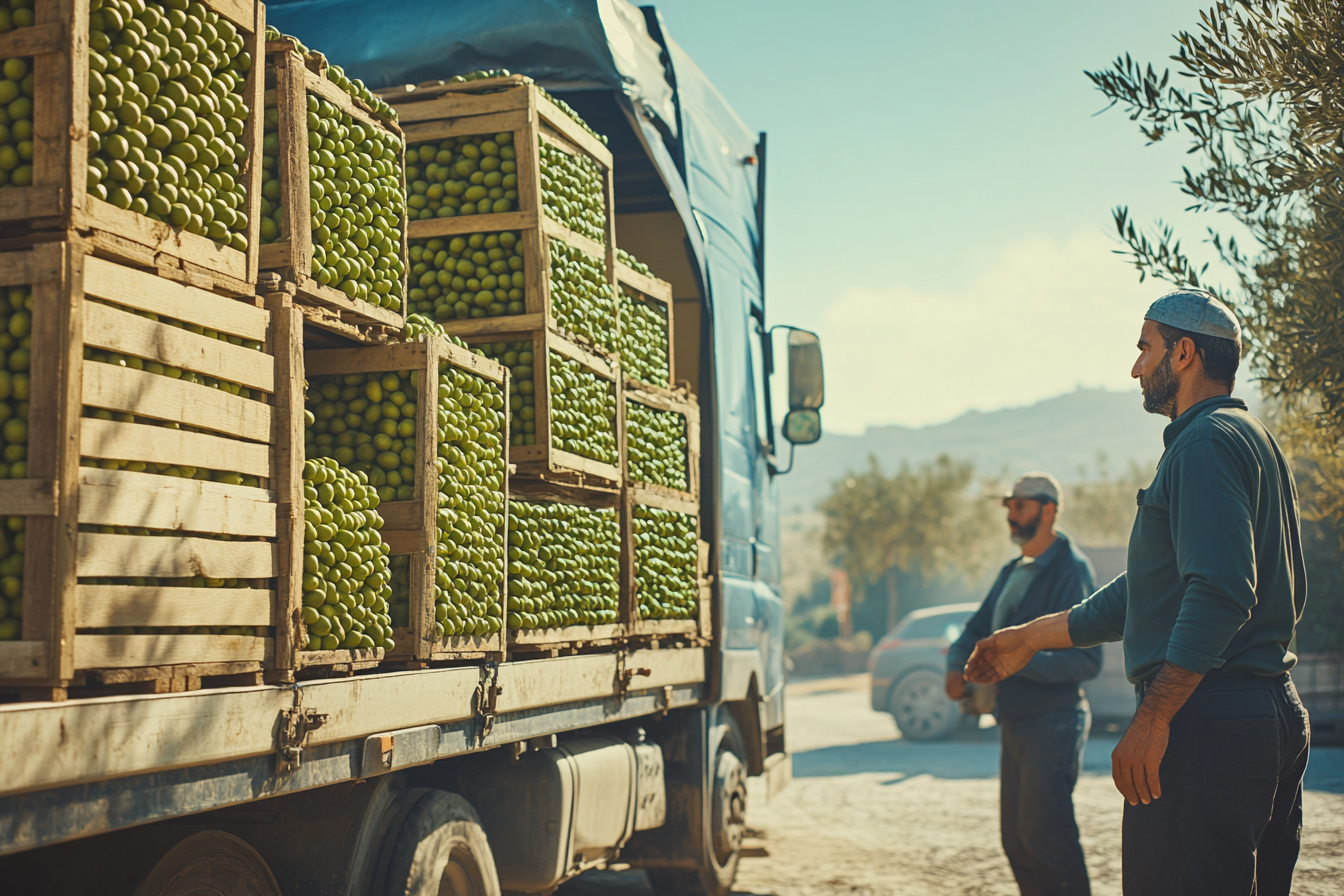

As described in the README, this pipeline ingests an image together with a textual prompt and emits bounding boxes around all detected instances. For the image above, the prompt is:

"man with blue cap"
[963,289,1310,896]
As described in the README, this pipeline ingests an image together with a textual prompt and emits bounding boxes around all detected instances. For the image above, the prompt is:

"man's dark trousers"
[1122,672,1311,896]
[1000,705,1092,896]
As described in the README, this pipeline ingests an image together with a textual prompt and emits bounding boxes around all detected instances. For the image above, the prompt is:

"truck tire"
[648,725,748,896]
[132,831,283,896]
[888,667,961,741]
[379,790,502,896]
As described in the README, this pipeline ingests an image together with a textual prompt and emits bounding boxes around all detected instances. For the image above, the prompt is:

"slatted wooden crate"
[300,335,508,667]
[380,76,620,357]
[0,0,265,297]
[614,260,674,391]
[506,476,625,654]
[259,36,407,339]
[465,327,622,486]
[624,384,699,504]
[622,486,709,643]
[0,241,281,698]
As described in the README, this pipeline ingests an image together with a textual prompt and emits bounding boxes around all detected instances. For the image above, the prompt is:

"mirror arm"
[769,440,796,477]
[756,316,778,459]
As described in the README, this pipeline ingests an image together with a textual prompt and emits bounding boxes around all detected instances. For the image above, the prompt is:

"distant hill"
[780,388,1173,513]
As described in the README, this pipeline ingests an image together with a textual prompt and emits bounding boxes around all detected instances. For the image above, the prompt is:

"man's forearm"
[1023,609,1075,651]
[1134,661,1203,727]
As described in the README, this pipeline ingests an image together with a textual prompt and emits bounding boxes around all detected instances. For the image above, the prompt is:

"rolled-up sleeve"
[1068,572,1128,648]
[1165,436,1257,674]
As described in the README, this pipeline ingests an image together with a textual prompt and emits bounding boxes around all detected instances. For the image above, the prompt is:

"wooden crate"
[0,0,264,297]
[624,385,699,504]
[383,77,619,356]
[0,241,281,696]
[622,486,709,643]
[302,336,508,666]
[259,37,407,338]
[615,260,674,391]
[506,476,625,653]
[465,327,623,486]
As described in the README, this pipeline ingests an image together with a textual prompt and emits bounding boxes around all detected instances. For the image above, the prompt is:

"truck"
[0,3,827,894]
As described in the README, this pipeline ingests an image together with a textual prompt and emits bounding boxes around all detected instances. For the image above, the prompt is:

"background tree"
[1087,0,1344,528]
[820,455,999,631]
[1064,454,1151,547]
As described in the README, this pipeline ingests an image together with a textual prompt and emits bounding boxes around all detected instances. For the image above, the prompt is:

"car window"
[898,613,968,640]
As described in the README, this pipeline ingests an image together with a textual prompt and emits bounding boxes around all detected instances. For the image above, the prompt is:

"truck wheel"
[648,733,748,896]
[132,831,283,896]
[888,667,960,741]
[379,790,501,896]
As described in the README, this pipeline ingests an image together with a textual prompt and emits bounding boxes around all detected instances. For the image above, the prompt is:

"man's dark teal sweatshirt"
[1069,396,1308,683]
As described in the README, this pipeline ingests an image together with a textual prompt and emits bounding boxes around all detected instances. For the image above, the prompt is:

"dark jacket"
[947,532,1103,718]
[1070,396,1306,682]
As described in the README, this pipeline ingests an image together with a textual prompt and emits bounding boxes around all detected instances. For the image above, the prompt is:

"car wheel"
[887,668,961,741]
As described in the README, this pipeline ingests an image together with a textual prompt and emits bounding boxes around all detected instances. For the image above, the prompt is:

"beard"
[1141,349,1180,418]
[1009,506,1043,546]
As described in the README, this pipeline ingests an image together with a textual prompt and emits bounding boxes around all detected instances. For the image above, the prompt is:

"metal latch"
[276,687,328,773]
[473,662,503,745]
[615,651,652,698]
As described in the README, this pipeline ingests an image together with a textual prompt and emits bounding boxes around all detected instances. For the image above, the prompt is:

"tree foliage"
[1087,0,1344,526]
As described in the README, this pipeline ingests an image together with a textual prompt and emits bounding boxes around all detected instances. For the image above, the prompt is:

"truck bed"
[0,647,706,856]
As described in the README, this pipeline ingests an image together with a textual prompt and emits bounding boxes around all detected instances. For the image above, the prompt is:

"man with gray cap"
[945,472,1101,896]
[965,289,1310,896]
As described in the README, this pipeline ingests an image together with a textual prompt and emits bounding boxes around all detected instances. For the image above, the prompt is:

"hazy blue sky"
[651,0,1220,432]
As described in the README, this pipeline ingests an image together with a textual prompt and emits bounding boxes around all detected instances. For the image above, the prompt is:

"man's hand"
[945,670,965,701]
[1111,715,1170,805]
[1111,661,1203,805]
[964,610,1075,684]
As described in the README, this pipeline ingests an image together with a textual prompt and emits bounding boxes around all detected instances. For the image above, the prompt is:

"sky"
[651,0,1221,433]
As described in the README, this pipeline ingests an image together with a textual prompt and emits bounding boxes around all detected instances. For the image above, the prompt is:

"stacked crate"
[0,241,283,697]
[259,34,408,342]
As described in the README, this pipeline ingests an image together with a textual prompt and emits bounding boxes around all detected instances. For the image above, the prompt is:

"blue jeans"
[1121,672,1310,896]
[1000,705,1092,896]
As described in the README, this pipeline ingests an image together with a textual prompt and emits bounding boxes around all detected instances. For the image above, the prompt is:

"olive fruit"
[506,500,619,630]
[539,140,604,244]
[300,456,394,652]
[430,363,506,640]
[475,340,536,446]
[305,369,419,504]
[617,288,669,386]
[324,63,397,124]
[405,133,517,219]
[536,86,608,146]
[548,240,615,351]
[549,354,616,464]
[407,231,525,321]
[0,50,34,190]
[616,248,651,277]
[0,515,24,641]
[0,0,35,35]
[259,96,406,313]
[87,0,253,251]
[626,399,687,491]
[633,505,698,620]
[0,285,30,480]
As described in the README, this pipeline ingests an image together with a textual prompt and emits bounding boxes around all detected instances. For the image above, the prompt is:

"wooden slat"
[508,477,620,508]
[542,215,606,264]
[293,277,405,329]
[240,0,265,285]
[0,478,58,516]
[77,197,248,282]
[77,467,277,537]
[274,50,311,277]
[629,485,699,516]
[615,263,673,305]
[443,312,547,340]
[80,418,272,478]
[635,619,698,636]
[402,109,531,145]
[83,302,275,393]
[406,210,538,240]
[382,528,430,556]
[76,532,278,579]
[266,295,304,680]
[0,641,47,678]
[76,585,274,628]
[305,342,425,377]
[378,75,531,103]
[74,634,271,669]
[0,21,64,58]
[0,185,63,222]
[507,623,625,650]
[393,88,529,122]
[546,449,620,483]
[625,385,697,416]
[534,91,614,169]
[258,240,291,270]
[549,332,615,378]
[439,338,508,385]
[83,256,269,342]
[206,0,258,33]
[83,362,274,443]
[305,69,396,135]
[0,244,63,288]
[377,500,422,530]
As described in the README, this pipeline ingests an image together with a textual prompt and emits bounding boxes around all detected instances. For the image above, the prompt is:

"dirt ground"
[561,673,1344,896]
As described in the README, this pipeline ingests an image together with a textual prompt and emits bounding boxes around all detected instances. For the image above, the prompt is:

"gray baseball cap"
[1000,472,1061,506]
[1145,288,1241,343]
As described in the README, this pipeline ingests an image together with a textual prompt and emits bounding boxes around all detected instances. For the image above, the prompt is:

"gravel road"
[561,673,1344,896]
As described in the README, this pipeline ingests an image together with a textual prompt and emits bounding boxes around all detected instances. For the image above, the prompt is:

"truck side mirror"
[787,328,824,410]
[782,409,821,445]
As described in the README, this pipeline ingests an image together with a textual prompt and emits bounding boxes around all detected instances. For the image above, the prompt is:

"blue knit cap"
[1145,289,1241,343]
